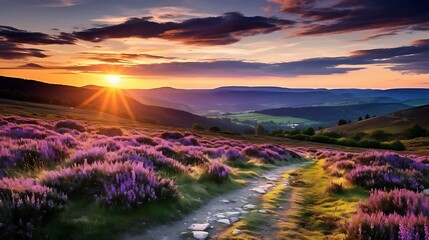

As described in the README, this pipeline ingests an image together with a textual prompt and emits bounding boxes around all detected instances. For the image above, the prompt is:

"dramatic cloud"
[74,12,295,45]
[0,25,76,45]
[0,40,47,59]
[19,63,45,68]
[81,52,176,63]
[59,38,429,76]
[270,0,429,37]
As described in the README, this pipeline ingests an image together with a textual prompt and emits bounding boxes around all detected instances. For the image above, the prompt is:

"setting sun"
[105,75,121,85]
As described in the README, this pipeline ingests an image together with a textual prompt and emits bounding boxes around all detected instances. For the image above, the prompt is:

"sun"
[105,75,121,85]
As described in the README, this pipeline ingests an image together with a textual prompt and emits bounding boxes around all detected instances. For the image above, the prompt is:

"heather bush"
[178,136,200,146]
[335,160,356,171]
[70,147,107,164]
[1,125,48,139]
[176,146,208,165]
[54,120,85,132]
[345,211,429,240]
[97,127,123,136]
[346,165,424,191]
[0,177,67,240]
[135,135,157,146]
[205,161,231,182]
[43,161,178,206]
[159,131,184,140]
[360,189,429,216]
[204,148,226,159]
[98,169,178,208]
[225,148,244,161]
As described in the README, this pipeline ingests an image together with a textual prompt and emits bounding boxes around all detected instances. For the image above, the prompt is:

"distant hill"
[255,103,411,125]
[0,76,235,129]
[128,86,429,115]
[327,105,429,134]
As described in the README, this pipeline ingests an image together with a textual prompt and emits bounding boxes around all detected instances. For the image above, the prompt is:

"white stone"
[232,229,242,235]
[243,204,257,209]
[235,207,244,212]
[214,213,226,218]
[424,189,429,196]
[250,187,266,194]
[258,210,267,214]
[224,211,241,217]
[192,231,209,240]
[230,217,240,223]
[217,219,231,225]
[188,223,209,231]
[220,199,230,203]
[240,211,249,215]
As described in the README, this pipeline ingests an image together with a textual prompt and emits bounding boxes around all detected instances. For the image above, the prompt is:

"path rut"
[123,162,308,240]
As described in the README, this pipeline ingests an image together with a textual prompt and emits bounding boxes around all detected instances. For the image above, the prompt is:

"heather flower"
[54,120,86,132]
[206,161,231,182]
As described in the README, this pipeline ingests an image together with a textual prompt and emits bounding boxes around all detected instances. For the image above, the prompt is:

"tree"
[270,129,284,136]
[365,114,370,119]
[302,127,315,136]
[358,116,363,121]
[256,124,265,136]
[338,119,347,125]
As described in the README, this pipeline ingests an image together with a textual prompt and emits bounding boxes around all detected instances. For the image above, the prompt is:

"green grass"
[215,113,317,125]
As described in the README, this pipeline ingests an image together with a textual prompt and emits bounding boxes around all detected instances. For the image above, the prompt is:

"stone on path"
[424,189,429,196]
[220,199,230,203]
[217,219,231,225]
[188,223,209,231]
[258,210,267,214]
[224,211,240,217]
[230,217,240,223]
[192,231,209,240]
[232,229,242,235]
[250,187,266,194]
[214,213,226,218]
[243,204,257,210]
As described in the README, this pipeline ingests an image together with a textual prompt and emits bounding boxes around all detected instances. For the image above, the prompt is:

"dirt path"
[123,162,308,240]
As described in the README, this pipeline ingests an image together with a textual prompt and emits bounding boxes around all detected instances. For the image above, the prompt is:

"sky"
[0,0,429,89]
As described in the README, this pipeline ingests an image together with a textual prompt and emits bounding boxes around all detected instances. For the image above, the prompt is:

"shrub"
[326,181,343,195]
[225,149,244,161]
[208,126,221,132]
[302,127,315,136]
[404,124,427,139]
[335,160,356,171]
[191,123,204,131]
[288,134,310,141]
[370,130,389,141]
[388,140,406,151]
[309,135,337,144]
[320,131,343,139]
[256,125,265,136]
[350,131,366,141]
[359,139,382,148]
[54,120,85,132]
[205,161,231,182]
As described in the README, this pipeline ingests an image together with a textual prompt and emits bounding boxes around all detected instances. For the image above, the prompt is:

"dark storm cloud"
[0,25,76,45]
[59,38,429,76]
[0,40,47,59]
[270,0,429,36]
[73,12,295,45]
[0,26,76,45]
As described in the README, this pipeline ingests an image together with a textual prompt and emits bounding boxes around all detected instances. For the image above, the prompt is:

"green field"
[217,113,318,125]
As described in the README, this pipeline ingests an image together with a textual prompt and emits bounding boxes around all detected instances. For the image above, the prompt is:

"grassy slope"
[217,160,368,240]
[328,104,429,134]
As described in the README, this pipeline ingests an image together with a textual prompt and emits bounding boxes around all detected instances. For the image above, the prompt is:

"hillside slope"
[0,76,233,129]
[255,103,411,125]
[327,104,429,133]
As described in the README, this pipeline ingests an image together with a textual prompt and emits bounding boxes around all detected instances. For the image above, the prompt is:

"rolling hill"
[327,104,429,134]
[127,86,429,115]
[0,76,235,129]
[255,103,411,125]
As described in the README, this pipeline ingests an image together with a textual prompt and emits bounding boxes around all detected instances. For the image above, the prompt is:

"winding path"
[123,162,308,240]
